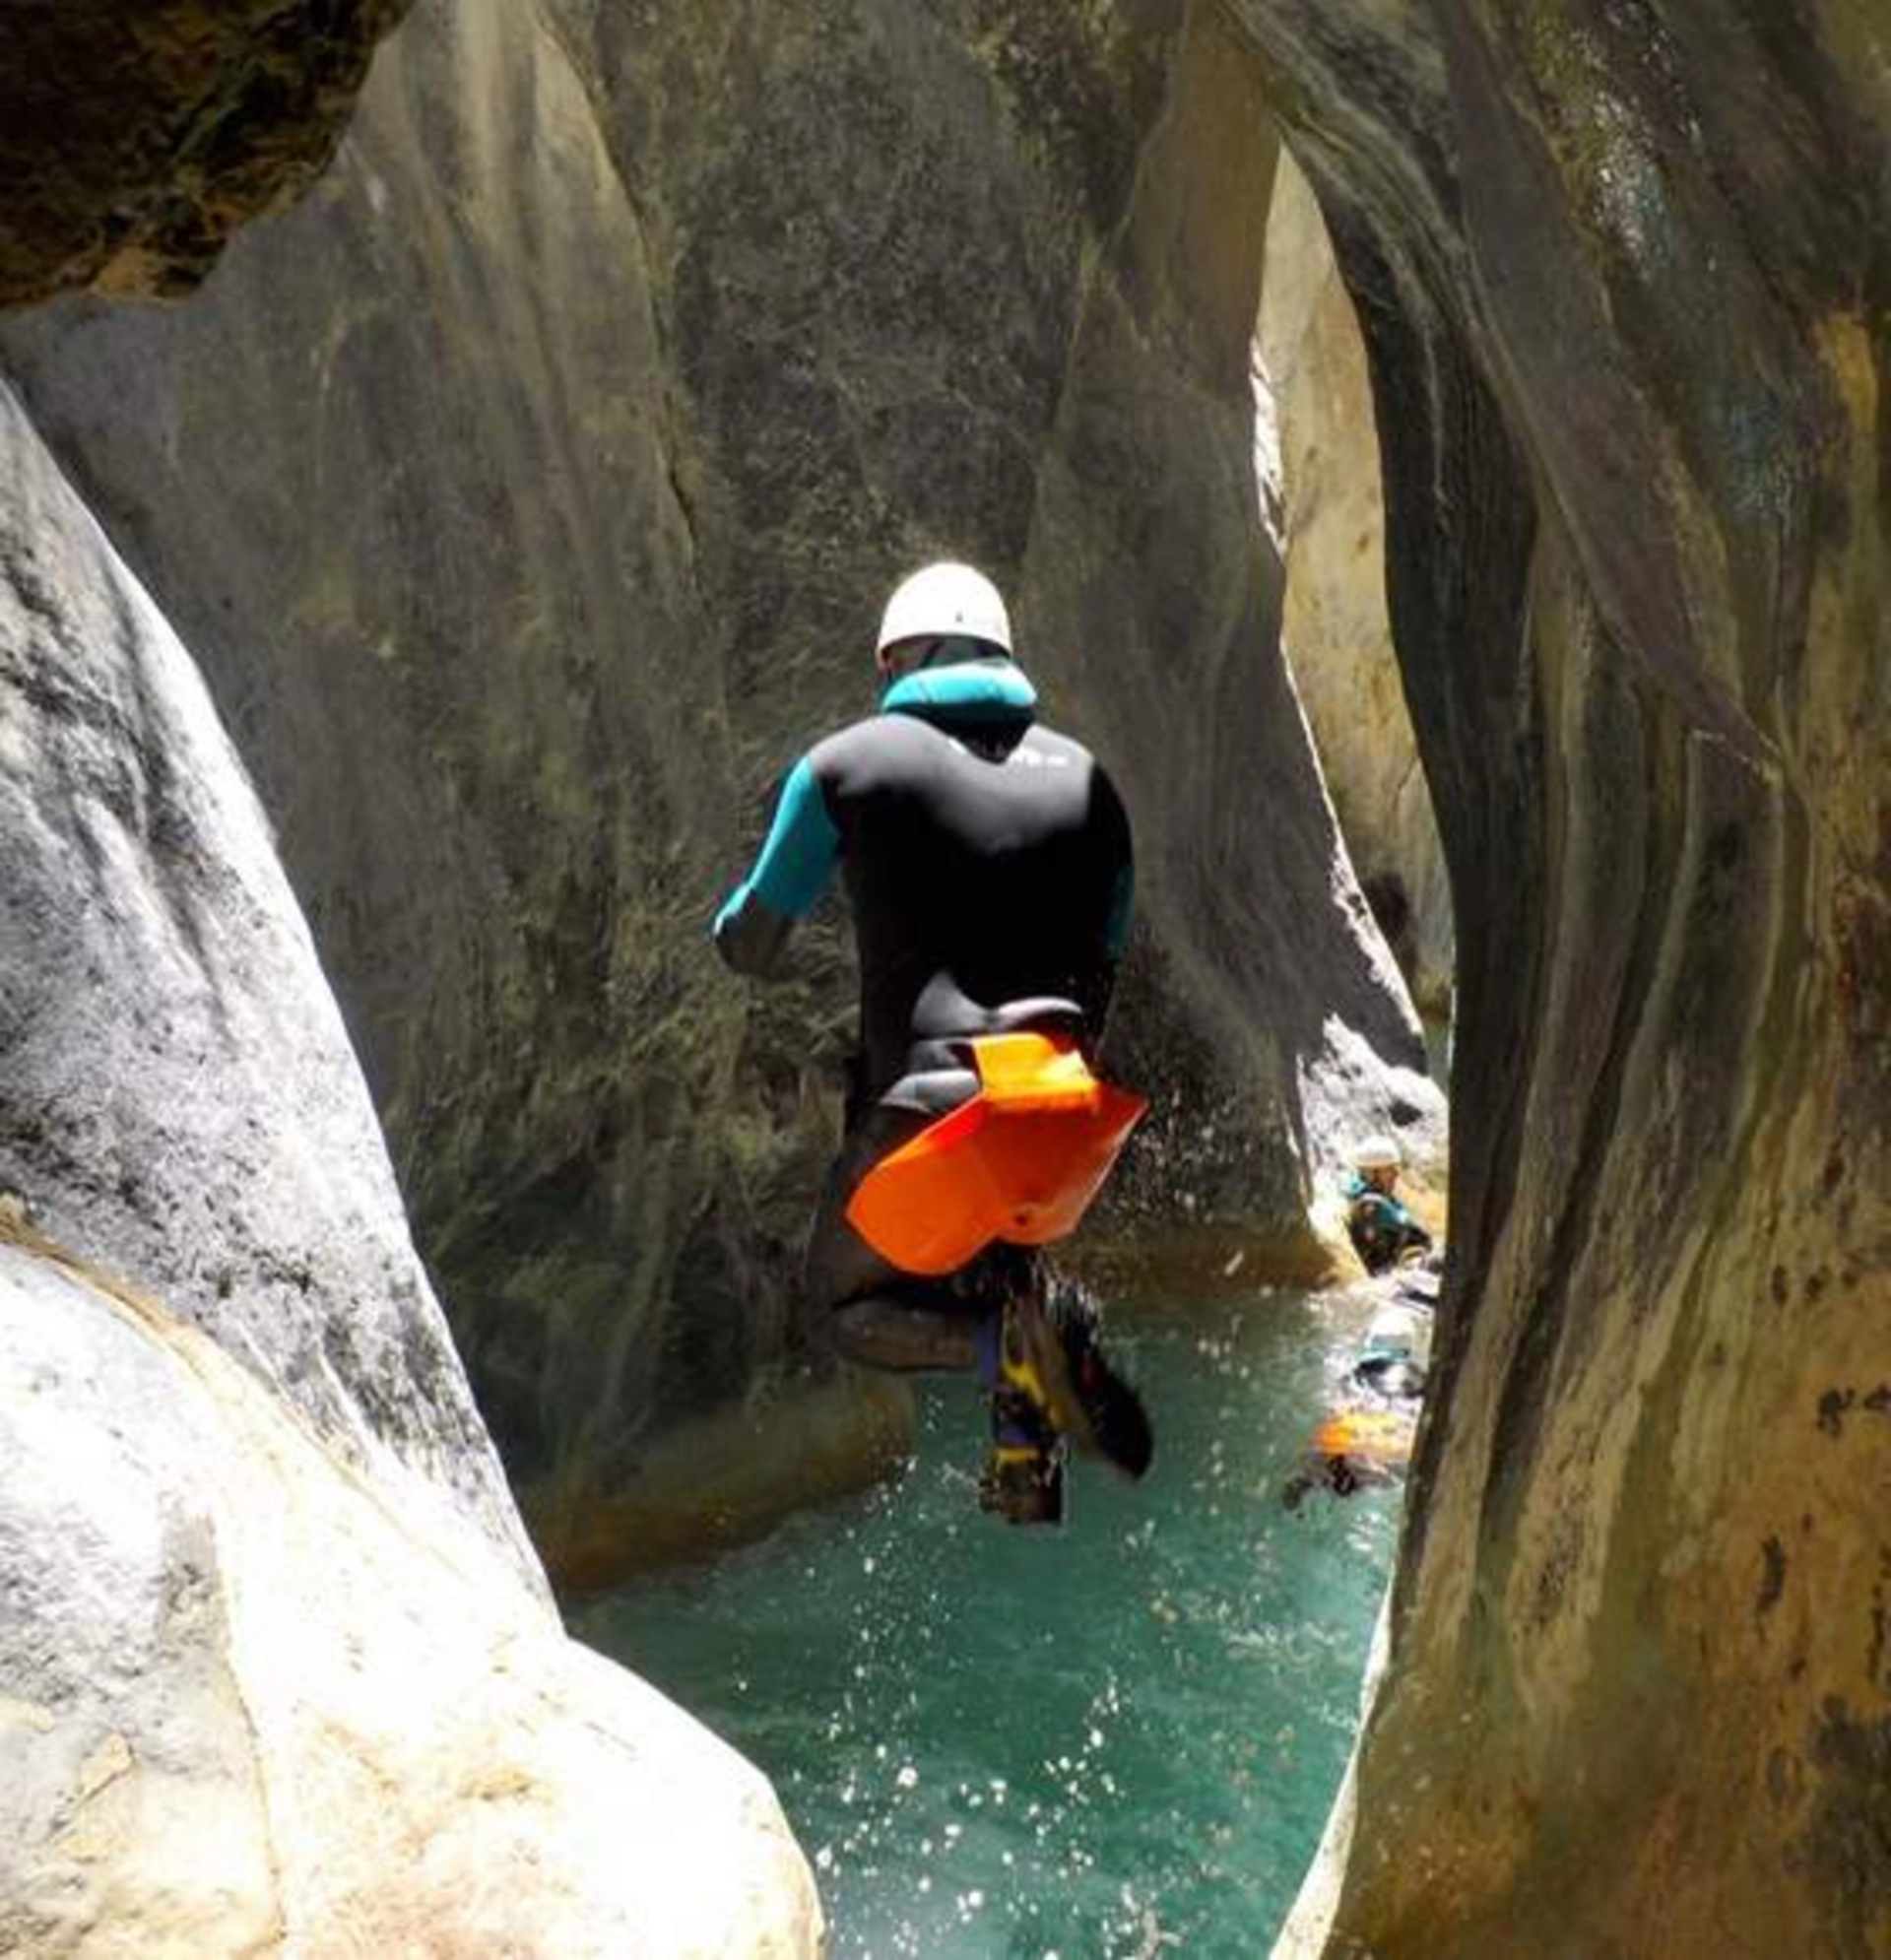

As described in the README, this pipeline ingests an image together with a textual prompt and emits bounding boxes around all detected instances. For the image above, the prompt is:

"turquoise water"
[576,1290,1400,1956]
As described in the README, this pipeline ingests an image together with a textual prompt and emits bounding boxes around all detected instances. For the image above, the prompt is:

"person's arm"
[1396,1207,1435,1262]
[1077,766,1135,1047]
[712,754,840,977]
[1076,857,1134,1042]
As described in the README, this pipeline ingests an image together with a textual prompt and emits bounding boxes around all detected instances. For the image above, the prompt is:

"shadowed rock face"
[1,0,1436,1576]
[0,381,522,1575]
[0,1,413,306]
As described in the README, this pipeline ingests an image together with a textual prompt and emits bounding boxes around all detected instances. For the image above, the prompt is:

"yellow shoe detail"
[1001,1310,1052,1411]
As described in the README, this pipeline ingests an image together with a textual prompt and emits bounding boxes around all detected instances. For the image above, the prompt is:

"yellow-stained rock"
[1259,152,1455,1018]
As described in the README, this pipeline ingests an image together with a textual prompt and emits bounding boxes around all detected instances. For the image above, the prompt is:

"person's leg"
[805,1133,1062,1519]
[804,1105,985,1373]
[829,1298,981,1371]
[1000,1269,1153,1479]
[803,1102,1149,1517]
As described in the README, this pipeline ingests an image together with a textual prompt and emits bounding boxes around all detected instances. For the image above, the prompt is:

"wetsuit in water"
[713,657,1134,1341]
[1341,1170,1433,1274]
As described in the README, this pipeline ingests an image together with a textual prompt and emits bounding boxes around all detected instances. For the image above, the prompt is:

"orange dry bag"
[844,1031,1145,1276]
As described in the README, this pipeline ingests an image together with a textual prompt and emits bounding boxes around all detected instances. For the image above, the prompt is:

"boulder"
[0,382,818,1951]
[0,1229,818,1956]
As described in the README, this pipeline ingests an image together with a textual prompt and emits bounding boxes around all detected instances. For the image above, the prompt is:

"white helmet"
[877,561,1012,659]
[1351,1134,1403,1173]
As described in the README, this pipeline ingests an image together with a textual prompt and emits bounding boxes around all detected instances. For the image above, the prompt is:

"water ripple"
[578,1292,1401,1955]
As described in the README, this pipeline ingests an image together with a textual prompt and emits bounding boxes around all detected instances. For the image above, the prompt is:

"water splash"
[578,1292,1400,1954]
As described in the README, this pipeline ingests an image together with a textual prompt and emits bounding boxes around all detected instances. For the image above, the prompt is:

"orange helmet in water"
[845,1031,1145,1276]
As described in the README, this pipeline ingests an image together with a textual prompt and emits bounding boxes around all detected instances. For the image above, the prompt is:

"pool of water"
[575,1288,1402,1956]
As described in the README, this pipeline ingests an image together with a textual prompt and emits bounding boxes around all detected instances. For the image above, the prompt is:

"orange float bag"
[1312,1408,1416,1469]
[844,1031,1146,1276]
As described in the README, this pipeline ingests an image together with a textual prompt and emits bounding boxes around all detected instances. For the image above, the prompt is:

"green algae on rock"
[0,1,414,306]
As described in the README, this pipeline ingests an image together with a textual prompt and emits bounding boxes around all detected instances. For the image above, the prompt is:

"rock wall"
[5,0,1885,1948]
[2,0,1438,1578]
[0,383,521,1575]
[1221,3,1889,1953]
[0,380,818,1950]
[1258,153,1454,1019]
[0,1,413,307]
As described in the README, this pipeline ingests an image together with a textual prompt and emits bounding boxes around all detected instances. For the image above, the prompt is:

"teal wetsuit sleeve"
[713,755,840,975]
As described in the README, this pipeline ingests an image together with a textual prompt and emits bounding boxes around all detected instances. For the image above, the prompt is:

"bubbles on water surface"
[578,1295,1402,1955]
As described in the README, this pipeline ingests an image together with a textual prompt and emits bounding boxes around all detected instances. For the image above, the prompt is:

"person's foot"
[979,1383,1065,1525]
[1004,1277,1153,1480]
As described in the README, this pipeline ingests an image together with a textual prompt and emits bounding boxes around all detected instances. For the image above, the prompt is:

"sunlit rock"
[0,384,819,1950]
[1259,153,1454,1019]
[0,1233,818,1954]
[0,1,413,306]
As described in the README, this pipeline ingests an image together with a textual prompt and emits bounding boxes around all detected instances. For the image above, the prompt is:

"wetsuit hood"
[880,659,1037,726]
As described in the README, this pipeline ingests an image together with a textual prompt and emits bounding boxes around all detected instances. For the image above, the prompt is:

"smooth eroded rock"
[1226,2,1891,1950]
[0,381,819,1949]
[0,1231,819,1954]
[1258,151,1454,1019]
[2,0,1439,1576]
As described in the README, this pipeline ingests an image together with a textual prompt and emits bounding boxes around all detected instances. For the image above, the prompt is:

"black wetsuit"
[714,657,1133,1332]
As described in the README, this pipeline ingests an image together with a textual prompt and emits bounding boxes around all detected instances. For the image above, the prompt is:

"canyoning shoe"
[1004,1278,1153,1481]
[979,1384,1065,1525]
[978,1438,1066,1524]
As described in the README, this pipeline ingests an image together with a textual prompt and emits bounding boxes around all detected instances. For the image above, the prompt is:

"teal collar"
[880,660,1037,722]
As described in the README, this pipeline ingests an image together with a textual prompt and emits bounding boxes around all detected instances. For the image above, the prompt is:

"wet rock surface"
[1,0,1435,1575]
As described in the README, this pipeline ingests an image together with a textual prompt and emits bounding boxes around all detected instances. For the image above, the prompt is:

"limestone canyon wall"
[8,0,1883,1950]
[1221,3,1889,1953]
[1259,153,1455,1019]
[0,383,817,1950]
[2,0,1437,1575]
[0,9,818,1946]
